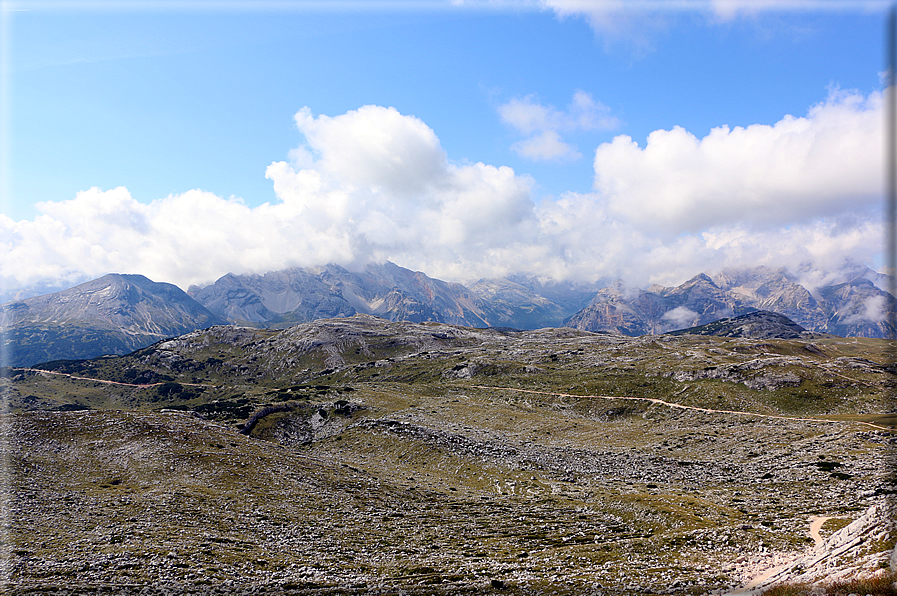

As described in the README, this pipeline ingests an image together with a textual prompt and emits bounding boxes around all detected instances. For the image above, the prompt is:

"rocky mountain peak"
[1,273,227,367]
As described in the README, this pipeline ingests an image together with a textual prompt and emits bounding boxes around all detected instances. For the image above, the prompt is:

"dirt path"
[466,384,894,431]
[12,368,892,431]
[808,515,833,548]
[12,367,208,388]
[725,515,844,594]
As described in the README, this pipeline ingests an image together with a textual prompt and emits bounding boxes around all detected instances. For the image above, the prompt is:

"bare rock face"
[714,266,897,339]
[465,277,570,329]
[190,262,589,330]
[190,263,606,331]
[6,264,895,370]
[1,274,227,366]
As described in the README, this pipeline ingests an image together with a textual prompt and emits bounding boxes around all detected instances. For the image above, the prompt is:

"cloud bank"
[595,87,882,235]
[0,90,886,295]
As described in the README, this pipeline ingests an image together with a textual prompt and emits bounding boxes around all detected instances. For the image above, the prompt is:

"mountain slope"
[1,273,227,366]
[190,262,493,328]
[816,277,897,338]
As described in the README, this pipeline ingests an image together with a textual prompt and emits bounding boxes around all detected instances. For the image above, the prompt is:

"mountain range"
[1,262,893,366]
[187,262,605,331]
[567,266,896,338]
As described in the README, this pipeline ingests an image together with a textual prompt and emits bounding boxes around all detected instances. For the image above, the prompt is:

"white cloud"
[539,0,887,23]
[706,1,888,20]
[0,94,887,296]
[511,130,580,161]
[499,91,618,134]
[842,294,888,324]
[537,0,667,51]
[499,91,619,161]
[661,306,701,330]
[535,0,888,51]
[593,87,882,236]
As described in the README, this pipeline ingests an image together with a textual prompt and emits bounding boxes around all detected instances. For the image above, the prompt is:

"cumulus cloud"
[0,92,887,295]
[499,91,619,161]
[538,0,669,50]
[0,106,537,291]
[594,87,882,236]
[511,131,580,161]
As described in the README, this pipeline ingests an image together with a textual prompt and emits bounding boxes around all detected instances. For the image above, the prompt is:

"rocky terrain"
[2,315,895,594]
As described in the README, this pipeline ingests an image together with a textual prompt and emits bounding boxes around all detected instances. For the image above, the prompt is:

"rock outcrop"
[734,497,896,593]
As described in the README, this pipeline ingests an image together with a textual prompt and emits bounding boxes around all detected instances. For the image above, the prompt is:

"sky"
[0,0,891,297]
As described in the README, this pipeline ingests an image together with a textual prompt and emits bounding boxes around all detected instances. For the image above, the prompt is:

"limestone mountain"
[711,266,896,338]
[188,262,589,330]
[464,277,598,329]
[564,274,755,335]
[1,273,227,367]
[711,267,823,329]
[499,274,608,315]
[564,267,896,339]
[189,262,494,328]
[4,264,895,369]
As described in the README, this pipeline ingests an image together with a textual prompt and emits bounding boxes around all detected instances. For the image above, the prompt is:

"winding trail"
[465,384,894,431]
[12,367,892,430]
[11,367,209,388]
[808,515,833,548]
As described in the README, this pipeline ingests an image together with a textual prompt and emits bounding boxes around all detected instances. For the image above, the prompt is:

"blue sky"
[0,0,891,295]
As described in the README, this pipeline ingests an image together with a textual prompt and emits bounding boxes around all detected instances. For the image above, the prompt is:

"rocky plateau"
[2,314,895,594]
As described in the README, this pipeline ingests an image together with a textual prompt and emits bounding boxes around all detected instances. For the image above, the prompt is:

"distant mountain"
[465,276,601,329]
[190,263,492,328]
[712,266,897,338]
[666,310,808,339]
[1,274,226,367]
[564,266,896,339]
[500,275,609,315]
[4,264,894,367]
[711,267,821,328]
[189,262,593,330]
[564,273,755,335]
